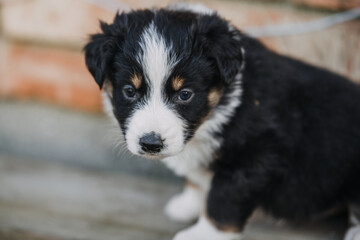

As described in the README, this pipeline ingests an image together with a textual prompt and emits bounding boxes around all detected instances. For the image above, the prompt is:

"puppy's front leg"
[173,168,271,240]
[165,181,204,223]
[165,167,213,223]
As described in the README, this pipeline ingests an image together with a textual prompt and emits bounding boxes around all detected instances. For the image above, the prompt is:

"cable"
[244,6,360,37]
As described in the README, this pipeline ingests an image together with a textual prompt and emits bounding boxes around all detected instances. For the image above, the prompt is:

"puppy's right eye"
[177,89,194,103]
[123,85,137,100]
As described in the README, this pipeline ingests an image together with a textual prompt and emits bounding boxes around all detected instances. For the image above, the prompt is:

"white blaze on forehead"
[137,21,178,94]
[126,21,184,157]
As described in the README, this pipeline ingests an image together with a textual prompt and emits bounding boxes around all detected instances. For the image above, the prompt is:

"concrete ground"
[0,101,349,240]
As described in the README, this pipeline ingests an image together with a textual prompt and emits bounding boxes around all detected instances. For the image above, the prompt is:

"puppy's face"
[85,10,243,159]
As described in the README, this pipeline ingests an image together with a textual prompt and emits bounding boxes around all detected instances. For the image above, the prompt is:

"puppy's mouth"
[124,129,186,160]
[136,146,185,160]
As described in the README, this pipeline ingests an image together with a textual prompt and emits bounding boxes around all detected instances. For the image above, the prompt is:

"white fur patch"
[125,22,184,158]
[350,205,360,225]
[137,21,178,96]
[173,215,243,240]
[351,213,360,225]
[165,184,204,223]
[345,226,360,240]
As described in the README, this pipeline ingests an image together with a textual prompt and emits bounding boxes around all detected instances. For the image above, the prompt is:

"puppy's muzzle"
[139,132,164,153]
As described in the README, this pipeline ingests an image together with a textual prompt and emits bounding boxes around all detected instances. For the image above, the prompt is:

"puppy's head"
[84,9,243,159]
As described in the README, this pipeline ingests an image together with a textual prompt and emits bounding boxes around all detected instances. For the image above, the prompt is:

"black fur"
[84,8,360,235]
[208,35,360,229]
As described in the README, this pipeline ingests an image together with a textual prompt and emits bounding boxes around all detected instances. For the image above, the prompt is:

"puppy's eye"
[123,85,137,99]
[178,89,193,102]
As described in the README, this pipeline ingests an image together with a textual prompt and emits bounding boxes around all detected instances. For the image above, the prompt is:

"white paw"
[173,216,242,240]
[165,187,203,223]
[345,226,360,240]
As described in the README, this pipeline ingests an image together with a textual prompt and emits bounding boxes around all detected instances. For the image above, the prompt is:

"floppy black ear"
[196,15,243,85]
[84,13,128,89]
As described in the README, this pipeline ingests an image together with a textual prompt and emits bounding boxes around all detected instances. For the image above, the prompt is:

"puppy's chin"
[141,154,166,160]
[130,147,185,160]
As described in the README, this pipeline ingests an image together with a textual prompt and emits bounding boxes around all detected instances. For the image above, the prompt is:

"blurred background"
[0,0,359,239]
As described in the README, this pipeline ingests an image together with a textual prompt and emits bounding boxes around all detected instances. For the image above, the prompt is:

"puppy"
[84,5,360,240]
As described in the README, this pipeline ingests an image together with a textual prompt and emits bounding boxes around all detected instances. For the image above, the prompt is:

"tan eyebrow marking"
[172,76,185,91]
[130,73,142,89]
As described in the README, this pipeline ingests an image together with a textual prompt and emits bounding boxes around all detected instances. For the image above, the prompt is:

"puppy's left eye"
[123,85,137,99]
[178,89,193,102]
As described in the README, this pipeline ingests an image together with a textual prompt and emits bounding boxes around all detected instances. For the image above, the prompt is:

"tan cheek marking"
[194,88,224,131]
[131,74,142,89]
[172,76,185,91]
[208,88,223,108]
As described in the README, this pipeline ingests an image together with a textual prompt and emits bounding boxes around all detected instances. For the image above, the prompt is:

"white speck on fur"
[344,226,360,240]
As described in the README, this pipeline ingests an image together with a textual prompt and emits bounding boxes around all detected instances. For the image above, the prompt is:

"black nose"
[139,132,164,153]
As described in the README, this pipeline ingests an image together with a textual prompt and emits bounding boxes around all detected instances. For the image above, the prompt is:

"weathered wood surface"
[0,156,347,240]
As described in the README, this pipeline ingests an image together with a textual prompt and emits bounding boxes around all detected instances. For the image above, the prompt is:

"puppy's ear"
[196,15,243,85]
[84,13,128,89]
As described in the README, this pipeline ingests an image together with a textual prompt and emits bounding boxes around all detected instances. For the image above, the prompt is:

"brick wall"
[292,0,360,10]
[0,0,359,112]
[0,0,116,112]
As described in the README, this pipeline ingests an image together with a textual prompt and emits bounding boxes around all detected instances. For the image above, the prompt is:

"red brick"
[1,0,116,48]
[0,39,9,94]
[2,43,102,112]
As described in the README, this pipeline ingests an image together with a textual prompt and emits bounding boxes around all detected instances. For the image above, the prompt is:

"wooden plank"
[0,156,186,240]
[0,229,67,240]
[0,156,347,240]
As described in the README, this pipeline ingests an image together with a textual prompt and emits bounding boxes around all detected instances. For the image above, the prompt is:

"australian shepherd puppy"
[84,4,360,240]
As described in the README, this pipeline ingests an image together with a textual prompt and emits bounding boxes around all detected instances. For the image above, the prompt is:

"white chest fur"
[162,131,217,190]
